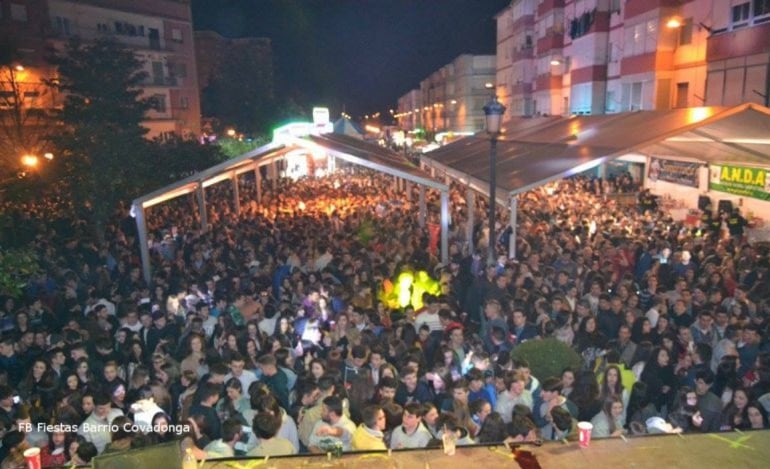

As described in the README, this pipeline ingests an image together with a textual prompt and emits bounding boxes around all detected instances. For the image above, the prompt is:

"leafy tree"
[47,36,152,241]
[217,136,268,159]
[0,247,41,298]
[0,39,57,179]
[147,135,226,184]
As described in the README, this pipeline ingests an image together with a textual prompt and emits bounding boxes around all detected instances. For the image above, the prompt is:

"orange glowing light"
[666,18,682,28]
[687,107,714,124]
[21,154,39,167]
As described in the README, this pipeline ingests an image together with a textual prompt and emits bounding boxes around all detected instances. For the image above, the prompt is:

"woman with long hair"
[74,357,96,391]
[746,401,769,430]
[570,370,602,423]
[574,316,607,370]
[180,333,209,375]
[40,430,73,467]
[18,358,53,402]
[217,378,250,424]
[667,386,699,433]
[590,396,626,438]
[720,386,750,431]
[640,347,676,412]
[600,365,629,420]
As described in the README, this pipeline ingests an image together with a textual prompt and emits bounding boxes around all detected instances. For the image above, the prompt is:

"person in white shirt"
[224,354,258,393]
[389,403,432,449]
[496,371,534,423]
[308,396,356,452]
[77,393,124,453]
[413,295,442,333]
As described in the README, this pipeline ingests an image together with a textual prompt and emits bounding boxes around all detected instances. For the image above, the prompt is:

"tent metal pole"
[441,189,449,264]
[254,163,262,205]
[467,186,475,251]
[418,185,426,228]
[134,203,151,284]
[197,182,208,232]
[232,171,240,215]
[509,195,517,259]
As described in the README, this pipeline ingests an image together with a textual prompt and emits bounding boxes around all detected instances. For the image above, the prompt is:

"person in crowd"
[351,404,387,450]
[308,396,356,453]
[590,397,626,438]
[1,169,767,462]
[248,412,296,457]
[389,402,432,449]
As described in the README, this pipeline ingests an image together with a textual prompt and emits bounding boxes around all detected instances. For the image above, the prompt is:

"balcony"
[537,31,564,52]
[513,47,534,61]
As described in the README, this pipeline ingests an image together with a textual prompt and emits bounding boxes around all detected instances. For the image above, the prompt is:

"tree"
[147,135,227,184]
[48,36,152,242]
[0,247,41,299]
[0,39,57,179]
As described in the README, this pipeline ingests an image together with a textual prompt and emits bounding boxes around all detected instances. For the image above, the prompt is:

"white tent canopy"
[132,128,449,282]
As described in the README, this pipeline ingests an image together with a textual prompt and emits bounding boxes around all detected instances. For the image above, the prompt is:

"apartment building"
[396,54,496,134]
[1,0,201,139]
[494,0,768,120]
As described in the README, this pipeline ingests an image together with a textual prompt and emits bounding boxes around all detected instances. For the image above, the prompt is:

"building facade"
[396,54,496,134]
[493,0,768,120]
[1,0,201,139]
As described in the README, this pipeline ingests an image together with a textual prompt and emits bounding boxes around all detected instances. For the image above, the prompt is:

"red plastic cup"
[24,447,41,469]
[578,422,593,448]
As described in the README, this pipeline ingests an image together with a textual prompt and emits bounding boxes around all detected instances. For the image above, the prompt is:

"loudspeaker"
[718,200,733,214]
[698,195,711,211]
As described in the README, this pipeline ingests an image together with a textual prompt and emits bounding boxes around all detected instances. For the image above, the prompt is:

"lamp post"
[483,92,505,265]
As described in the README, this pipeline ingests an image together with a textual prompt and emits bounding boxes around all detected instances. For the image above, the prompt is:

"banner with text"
[709,164,770,201]
[648,157,700,187]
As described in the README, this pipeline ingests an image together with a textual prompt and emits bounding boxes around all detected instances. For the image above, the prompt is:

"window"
[611,0,621,14]
[732,2,750,27]
[525,35,532,48]
[755,0,770,19]
[679,18,693,45]
[179,96,189,109]
[97,23,109,33]
[172,28,183,42]
[10,3,28,22]
[152,61,164,85]
[114,21,124,34]
[150,94,166,112]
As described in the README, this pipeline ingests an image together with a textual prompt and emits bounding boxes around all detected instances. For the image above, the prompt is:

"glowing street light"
[666,17,682,28]
[44,152,54,160]
[14,65,24,72]
[21,154,39,168]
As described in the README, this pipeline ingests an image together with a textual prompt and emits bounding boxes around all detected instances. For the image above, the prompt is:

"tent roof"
[422,103,770,197]
[333,117,364,136]
[133,129,446,211]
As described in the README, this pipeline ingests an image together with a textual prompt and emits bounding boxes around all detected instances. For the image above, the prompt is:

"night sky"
[191,0,509,120]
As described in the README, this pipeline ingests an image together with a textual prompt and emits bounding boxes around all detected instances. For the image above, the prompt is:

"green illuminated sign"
[709,164,770,201]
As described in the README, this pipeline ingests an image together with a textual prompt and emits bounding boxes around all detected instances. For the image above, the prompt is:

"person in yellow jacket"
[351,404,387,451]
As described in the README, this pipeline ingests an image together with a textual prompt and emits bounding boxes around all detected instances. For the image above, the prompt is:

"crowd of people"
[0,165,769,467]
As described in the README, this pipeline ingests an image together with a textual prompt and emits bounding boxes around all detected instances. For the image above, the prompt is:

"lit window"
[172,28,183,42]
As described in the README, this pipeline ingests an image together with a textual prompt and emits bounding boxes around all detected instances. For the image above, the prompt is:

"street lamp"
[483,91,506,265]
